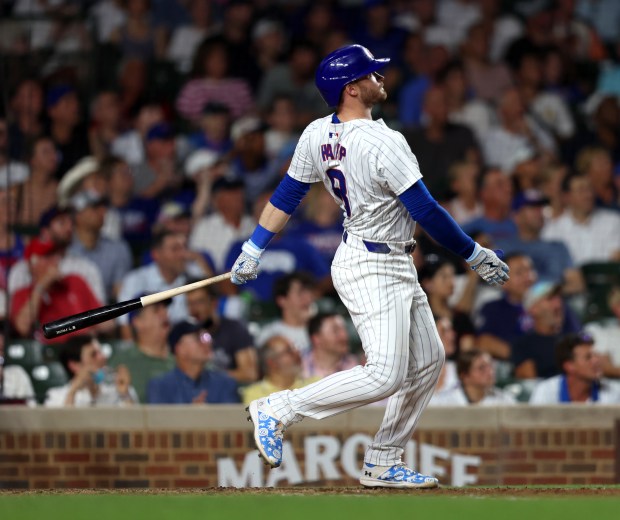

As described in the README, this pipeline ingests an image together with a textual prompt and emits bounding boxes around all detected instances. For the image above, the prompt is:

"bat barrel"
[42,299,143,339]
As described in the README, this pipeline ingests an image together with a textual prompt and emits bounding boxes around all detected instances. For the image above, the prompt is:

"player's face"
[357,72,387,106]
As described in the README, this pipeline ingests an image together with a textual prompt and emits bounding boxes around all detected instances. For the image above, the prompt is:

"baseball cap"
[523,281,561,311]
[167,320,201,353]
[156,201,191,224]
[39,205,71,228]
[128,294,172,323]
[24,238,59,261]
[230,116,265,142]
[46,85,75,109]
[211,176,244,195]
[512,189,549,212]
[69,189,108,212]
[145,123,175,142]
[184,149,220,178]
[57,156,99,205]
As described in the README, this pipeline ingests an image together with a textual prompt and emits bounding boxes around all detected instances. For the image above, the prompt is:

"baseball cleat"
[246,398,285,468]
[359,462,439,489]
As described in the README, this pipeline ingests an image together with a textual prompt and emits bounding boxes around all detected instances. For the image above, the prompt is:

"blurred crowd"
[1,0,620,407]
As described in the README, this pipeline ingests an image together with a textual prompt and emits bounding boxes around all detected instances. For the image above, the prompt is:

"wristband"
[466,242,482,263]
[250,224,276,249]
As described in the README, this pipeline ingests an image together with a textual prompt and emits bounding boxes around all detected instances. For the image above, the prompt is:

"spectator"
[10,238,113,345]
[224,189,332,302]
[496,189,584,293]
[264,95,300,162]
[45,335,138,407]
[88,90,123,160]
[111,100,165,166]
[67,189,133,302]
[108,297,174,403]
[184,102,233,156]
[303,312,359,379]
[460,21,513,103]
[189,177,255,273]
[16,137,59,228]
[529,332,620,404]
[255,271,318,355]
[541,172,620,265]
[512,281,580,379]
[229,116,279,205]
[462,167,517,243]
[0,178,26,278]
[251,19,287,76]
[115,58,150,128]
[108,0,166,62]
[130,122,183,199]
[147,320,240,404]
[0,331,36,405]
[575,147,618,209]
[418,255,476,355]
[433,315,459,394]
[176,39,254,123]
[403,84,479,198]
[476,252,538,361]
[166,0,213,74]
[183,149,227,222]
[430,349,516,406]
[9,205,105,304]
[102,155,160,250]
[7,79,44,161]
[482,87,556,172]
[44,85,90,178]
[257,40,328,126]
[585,286,620,378]
[117,230,209,338]
[241,334,318,406]
[185,282,258,384]
[442,161,483,225]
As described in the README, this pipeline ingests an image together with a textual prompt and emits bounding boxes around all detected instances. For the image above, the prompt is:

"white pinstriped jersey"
[288,114,422,243]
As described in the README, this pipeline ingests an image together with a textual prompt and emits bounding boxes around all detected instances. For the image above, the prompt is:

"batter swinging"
[231,44,509,489]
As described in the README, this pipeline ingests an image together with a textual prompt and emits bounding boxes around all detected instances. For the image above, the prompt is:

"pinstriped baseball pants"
[268,239,445,466]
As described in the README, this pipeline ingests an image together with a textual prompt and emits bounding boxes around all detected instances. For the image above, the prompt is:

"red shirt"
[10,274,103,345]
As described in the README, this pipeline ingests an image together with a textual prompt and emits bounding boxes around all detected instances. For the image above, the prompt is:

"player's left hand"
[231,241,262,285]
[466,245,510,286]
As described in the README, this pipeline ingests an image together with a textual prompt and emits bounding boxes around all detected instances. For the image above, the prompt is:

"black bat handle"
[42,298,143,339]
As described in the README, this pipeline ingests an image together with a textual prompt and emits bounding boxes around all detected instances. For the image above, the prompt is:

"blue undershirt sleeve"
[270,174,312,215]
[399,180,475,258]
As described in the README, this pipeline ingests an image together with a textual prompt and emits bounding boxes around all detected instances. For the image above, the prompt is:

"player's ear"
[344,82,359,99]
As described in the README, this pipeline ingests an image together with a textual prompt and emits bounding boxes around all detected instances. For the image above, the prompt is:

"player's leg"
[359,278,444,487]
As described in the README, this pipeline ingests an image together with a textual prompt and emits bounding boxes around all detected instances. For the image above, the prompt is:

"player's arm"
[230,174,311,284]
[399,180,510,286]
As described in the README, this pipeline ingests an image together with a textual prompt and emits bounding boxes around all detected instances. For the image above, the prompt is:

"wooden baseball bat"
[41,272,232,339]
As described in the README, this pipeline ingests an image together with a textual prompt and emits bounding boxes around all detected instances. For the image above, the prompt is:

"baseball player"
[231,44,509,488]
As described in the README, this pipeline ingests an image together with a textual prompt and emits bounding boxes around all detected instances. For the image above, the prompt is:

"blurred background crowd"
[1,0,620,408]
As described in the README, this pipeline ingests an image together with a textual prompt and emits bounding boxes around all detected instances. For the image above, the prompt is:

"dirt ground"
[2,486,620,497]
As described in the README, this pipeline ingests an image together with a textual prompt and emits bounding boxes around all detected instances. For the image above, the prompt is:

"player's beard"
[359,81,387,107]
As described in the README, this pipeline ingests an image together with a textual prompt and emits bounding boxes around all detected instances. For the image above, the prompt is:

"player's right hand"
[230,241,262,285]
[466,244,510,286]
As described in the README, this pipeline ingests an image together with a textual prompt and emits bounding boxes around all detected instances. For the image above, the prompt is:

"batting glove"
[466,243,510,286]
[231,240,263,285]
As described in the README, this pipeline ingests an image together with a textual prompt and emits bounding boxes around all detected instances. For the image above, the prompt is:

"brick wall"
[0,406,618,489]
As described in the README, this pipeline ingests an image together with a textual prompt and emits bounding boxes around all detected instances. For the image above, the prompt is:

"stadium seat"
[3,339,57,367]
[99,339,134,360]
[28,362,69,404]
[581,262,620,322]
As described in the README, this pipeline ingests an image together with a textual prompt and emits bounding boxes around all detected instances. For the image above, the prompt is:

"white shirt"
[529,375,620,404]
[117,262,192,326]
[1,365,36,406]
[530,92,575,139]
[288,115,422,243]
[8,255,106,303]
[541,209,620,266]
[584,319,620,366]
[189,213,256,272]
[44,382,138,407]
[429,383,516,406]
[111,131,144,166]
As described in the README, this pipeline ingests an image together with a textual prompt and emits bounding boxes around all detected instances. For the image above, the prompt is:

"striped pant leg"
[269,242,417,426]
[364,279,445,466]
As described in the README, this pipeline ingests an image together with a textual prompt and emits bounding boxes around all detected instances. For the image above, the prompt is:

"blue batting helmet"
[315,44,391,107]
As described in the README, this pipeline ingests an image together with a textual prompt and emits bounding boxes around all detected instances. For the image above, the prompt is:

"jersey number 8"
[326,168,351,217]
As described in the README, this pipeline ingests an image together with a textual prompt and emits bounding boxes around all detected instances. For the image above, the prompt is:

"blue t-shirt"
[462,217,518,243]
[224,236,331,301]
[477,295,531,345]
[285,219,344,265]
[146,366,239,404]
